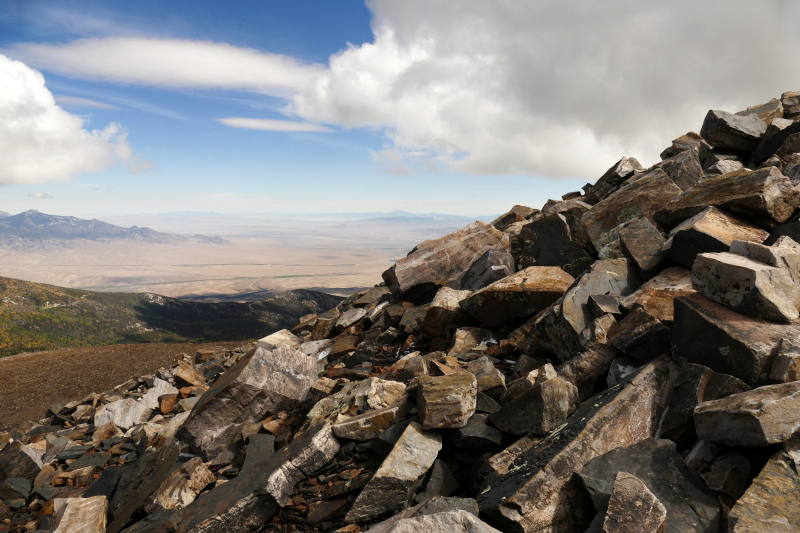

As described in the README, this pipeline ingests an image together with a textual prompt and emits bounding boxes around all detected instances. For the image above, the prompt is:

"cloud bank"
[292,0,800,179]
[0,54,134,185]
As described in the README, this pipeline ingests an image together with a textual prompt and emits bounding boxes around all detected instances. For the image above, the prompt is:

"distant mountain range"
[0,210,230,248]
[0,276,342,356]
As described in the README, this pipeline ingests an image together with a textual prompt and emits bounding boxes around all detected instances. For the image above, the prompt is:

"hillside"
[0,276,342,356]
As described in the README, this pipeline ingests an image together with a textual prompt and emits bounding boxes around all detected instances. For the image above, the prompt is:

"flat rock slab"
[578,439,719,533]
[700,109,766,151]
[661,207,769,269]
[418,374,477,430]
[460,266,574,327]
[619,267,695,326]
[346,421,443,523]
[601,472,667,533]
[692,252,800,322]
[672,293,800,387]
[694,381,800,446]
[477,356,678,533]
[94,398,152,431]
[377,510,501,533]
[655,167,797,230]
[54,495,108,533]
[728,451,800,532]
[382,221,503,298]
[178,344,316,461]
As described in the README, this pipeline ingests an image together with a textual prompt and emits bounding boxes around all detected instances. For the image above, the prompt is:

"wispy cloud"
[196,193,273,211]
[7,37,326,97]
[218,117,331,132]
[54,95,120,109]
[28,192,54,199]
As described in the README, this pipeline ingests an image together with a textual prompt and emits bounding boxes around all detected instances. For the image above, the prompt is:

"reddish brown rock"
[618,267,695,327]
[418,373,477,430]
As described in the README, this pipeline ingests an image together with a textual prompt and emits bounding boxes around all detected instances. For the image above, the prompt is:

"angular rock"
[352,285,391,307]
[418,373,477,430]
[54,495,108,533]
[465,356,506,399]
[517,210,595,278]
[178,345,316,461]
[557,344,619,401]
[618,217,666,279]
[655,167,798,230]
[730,237,800,284]
[672,293,800,386]
[373,510,500,533]
[618,267,695,326]
[588,294,622,317]
[490,370,578,436]
[727,450,800,532]
[659,145,704,190]
[578,439,719,533]
[421,287,474,337]
[702,453,750,499]
[332,405,402,441]
[346,422,443,523]
[382,221,504,298]
[700,109,767,151]
[143,456,216,514]
[608,308,671,363]
[0,478,31,500]
[94,398,152,431]
[460,249,515,291]
[336,308,368,330]
[585,157,644,205]
[141,378,180,410]
[769,338,800,383]
[705,158,744,175]
[581,168,682,255]
[450,413,503,449]
[304,377,406,431]
[418,460,460,500]
[692,251,800,322]
[601,472,667,533]
[460,267,574,327]
[256,329,301,351]
[477,356,678,533]
[694,381,800,446]
[491,205,536,232]
[782,90,800,119]
[449,327,495,355]
[174,359,207,386]
[0,440,43,481]
[750,117,800,166]
[776,131,800,160]
[737,97,784,123]
[661,206,768,269]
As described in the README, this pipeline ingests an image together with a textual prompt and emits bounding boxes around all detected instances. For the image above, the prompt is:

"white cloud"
[292,0,800,179]
[28,192,53,199]
[218,118,331,132]
[54,95,120,109]
[8,37,326,97]
[0,54,136,185]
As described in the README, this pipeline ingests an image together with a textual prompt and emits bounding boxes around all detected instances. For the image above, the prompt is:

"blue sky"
[1,1,799,218]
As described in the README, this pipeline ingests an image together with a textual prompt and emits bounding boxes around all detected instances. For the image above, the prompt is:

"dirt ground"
[0,341,249,431]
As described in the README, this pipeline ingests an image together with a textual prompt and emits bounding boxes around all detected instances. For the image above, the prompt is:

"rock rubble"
[3,91,800,532]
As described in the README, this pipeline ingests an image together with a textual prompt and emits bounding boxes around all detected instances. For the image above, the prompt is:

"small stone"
[464,356,506,399]
[588,294,622,318]
[337,308,368,330]
[618,267,696,327]
[601,472,667,533]
[700,109,767,151]
[702,454,751,499]
[174,359,207,386]
[418,374,477,430]
[449,327,494,355]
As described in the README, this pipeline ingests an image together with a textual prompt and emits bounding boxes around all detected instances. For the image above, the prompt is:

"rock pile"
[3,92,800,532]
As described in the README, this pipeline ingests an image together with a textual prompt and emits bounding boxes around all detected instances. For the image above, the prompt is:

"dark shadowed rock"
[700,109,766,151]
[557,344,619,401]
[421,287,474,338]
[459,249,515,292]
[0,440,43,481]
[619,217,667,279]
[660,132,709,161]
[694,381,800,446]
[608,308,671,363]
[601,472,667,533]
[491,205,536,232]
[518,211,595,278]
[489,370,578,436]
[584,157,644,205]
[750,117,800,165]
[659,145,704,190]
[618,267,695,327]
[702,453,750,499]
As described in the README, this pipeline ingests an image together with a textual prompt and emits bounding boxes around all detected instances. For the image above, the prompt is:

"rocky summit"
[3,92,800,533]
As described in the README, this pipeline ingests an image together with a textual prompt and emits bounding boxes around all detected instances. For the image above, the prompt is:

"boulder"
[518,211,595,278]
[465,356,506,399]
[303,377,406,431]
[601,472,667,533]
[727,451,800,532]
[618,217,667,279]
[459,267,574,327]
[672,293,800,386]
[421,287,474,337]
[477,356,678,533]
[143,456,216,514]
[257,329,301,351]
[382,221,504,298]
[730,237,800,284]
[0,440,43,481]
[557,344,619,401]
[581,168,682,255]
[692,252,800,322]
[584,157,644,205]
[655,167,798,230]
[769,338,800,383]
[694,381,800,446]
[460,249,515,291]
[418,373,477,430]
[659,145,704,190]
[700,109,766,151]
[660,131,708,161]
[782,90,800,119]
[749,117,800,165]
[578,439,719,533]
[661,207,769,269]
[608,308,671,363]
[375,510,501,533]
[94,399,152,431]
[618,267,695,326]
[736,97,784,123]
[701,453,751,499]
[450,413,503,449]
[53,495,108,533]
[491,205,536,232]
[178,345,317,461]
[332,405,403,441]
[346,422,443,523]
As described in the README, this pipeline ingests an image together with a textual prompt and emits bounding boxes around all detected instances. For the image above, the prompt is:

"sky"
[2,1,800,218]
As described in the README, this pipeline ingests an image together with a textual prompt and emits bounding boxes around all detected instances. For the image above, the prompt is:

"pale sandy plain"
[0,214,477,300]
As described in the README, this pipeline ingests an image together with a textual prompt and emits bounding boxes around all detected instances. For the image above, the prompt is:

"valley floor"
[0,340,246,431]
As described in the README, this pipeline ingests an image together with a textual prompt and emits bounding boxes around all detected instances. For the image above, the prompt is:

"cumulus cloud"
[28,192,53,199]
[218,118,331,132]
[0,54,137,185]
[8,37,326,97]
[292,0,800,179]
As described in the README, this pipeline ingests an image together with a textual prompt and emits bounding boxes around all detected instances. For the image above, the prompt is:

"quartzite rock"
[489,370,578,436]
[618,267,695,326]
[727,451,800,532]
[655,167,798,230]
[141,378,179,410]
[418,373,477,430]
[700,109,767,151]
[346,422,443,523]
[608,307,671,363]
[659,145,704,190]
[706,159,744,175]
[701,453,751,499]
[557,344,619,401]
[769,338,800,383]
[143,456,216,514]
[694,381,800,446]
[0,440,43,481]
[578,439,719,533]
[178,345,316,461]
[601,472,667,533]
[421,287,474,337]
[661,206,768,269]
[382,221,503,298]
[332,405,403,441]
[460,249,515,292]
[53,495,108,533]
[672,293,800,386]
[94,398,152,431]
[376,510,501,533]
[692,252,800,322]
[449,327,494,355]
[584,157,644,205]
[581,168,681,255]
[303,377,406,431]
[465,356,506,399]
[730,237,800,283]
[618,217,666,279]
[459,267,574,327]
[477,356,678,533]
